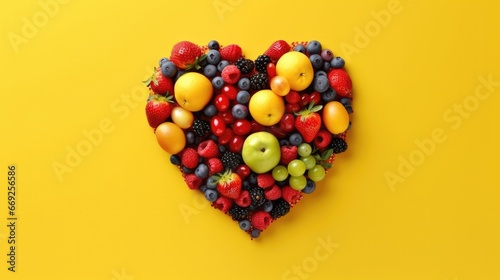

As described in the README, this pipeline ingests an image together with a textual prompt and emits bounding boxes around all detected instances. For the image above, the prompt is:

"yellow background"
[1,0,499,279]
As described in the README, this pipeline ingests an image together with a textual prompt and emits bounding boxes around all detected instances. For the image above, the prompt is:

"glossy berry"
[207,40,220,50]
[239,219,251,231]
[232,104,249,119]
[236,90,250,104]
[214,94,230,112]
[232,119,252,135]
[204,189,218,202]
[331,57,345,68]
[306,40,322,54]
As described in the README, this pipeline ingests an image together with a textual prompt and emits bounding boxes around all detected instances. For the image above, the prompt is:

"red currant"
[229,135,245,153]
[210,116,226,136]
[221,85,238,100]
[285,91,301,104]
[279,113,295,132]
[235,164,251,179]
[219,110,235,124]
[267,125,287,139]
[251,120,265,133]
[218,128,233,145]
[214,94,229,112]
[310,91,322,105]
[267,63,276,79]
[300,93,310,106]
[285,103,301,114]
[233,119,252,136]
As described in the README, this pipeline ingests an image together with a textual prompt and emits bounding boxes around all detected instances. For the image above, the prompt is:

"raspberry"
[235,190,251,207]
[280,145,298,166]
[251,211,272,230]
[270,198,290,219]
[213,196,233,213]
[228,205,249,221]
[281,186,301,204]
[264,185,281,200]
[257,173,275,189]
[235,58,255,75]
[221,65,241,85]
[220,44,242,63]
[330,137,348,154]
[184,174,201,190]
[313,130,333,149]
[181,148,199,169]
[249,187,266,207]
[255,54,271,73]
[207,158,224,175]
[197,140,219,158]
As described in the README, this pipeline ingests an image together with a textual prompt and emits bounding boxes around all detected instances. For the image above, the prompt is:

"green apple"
[242,132,281,174]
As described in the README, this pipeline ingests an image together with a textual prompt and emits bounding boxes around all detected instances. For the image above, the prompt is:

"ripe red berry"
[229,135,245,153]
[285,91,301,104]
[221,66,241,85]
[235,164,251,179]
[266,62,276,78]
[279,113,295,132]
[310,91,322,105]
[210,116,226,136]
[213,196,233,213]
[300,93,310,106]
[218,128,233,145]
[214,94,230,112]
[221,85,238,100]
[233,119,252,136]
[219,110,235,124]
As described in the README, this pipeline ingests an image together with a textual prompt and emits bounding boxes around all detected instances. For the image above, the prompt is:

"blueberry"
[208,40,220,50]
[313,76,330,93]
[217,60,230,72]
[315,70,327,78]
[199,185,207,193]
[243,180,252,190]
[186,131,196,144]
[262,200,273,212]
[161,61,177,78]
[232,104,248,119]
[306,40,322,54]
[347,121,352,131]
[293,44,306,54]
[237,78,250,90]
[204,189,219,202]
[207,176,219,189]
[250,228,261,238]
[309,54,323,70]
[323,61,331,72]
[236,90,250,104]
[170,155,181,166]
[248,205,256,211]
[174,70,185,82]
[248,173,258,185]
[276,180,288,187]
[203,104,218,117]
[181,166,194,174]
[321,88,337,102]
[159,57,169,66]
[302,179,316,194]
[289,132,303,146]
[279,139,290,146]
[203,64,217,78]
[345,105,354,114]
[340,97,352,106]
[210,135,218,143]
[195,164,209,179]
[199,58,208,67]
[206,50,221,65]
[239,219,251,231]
[320,49,334,61]
[331,57,345,69]
[218,145,226,153]
[212,76,225,90]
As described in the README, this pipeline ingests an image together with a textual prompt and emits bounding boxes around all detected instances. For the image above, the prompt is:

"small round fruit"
[249,89,285,126]
[308,165,326,182]
[174,72,213,112]
[272,165,289,181]
[155,122,186,154]
[170,106,194,129]
[287,159,306,177]
[323,101,350,134]
[270,75,291,96]
[301,155,316,170]
[297,143,312,157]
[289,175,307,191]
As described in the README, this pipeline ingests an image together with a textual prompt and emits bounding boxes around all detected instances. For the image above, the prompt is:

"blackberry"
[255,54,271,73]
[221,151,243,170]
[235,58,255,75]
[250,72,268,90]
[192,119,210,137]
[330,138,348,154]
[270,198,290,219]
[249,187,266,208]
[228,205,249,221]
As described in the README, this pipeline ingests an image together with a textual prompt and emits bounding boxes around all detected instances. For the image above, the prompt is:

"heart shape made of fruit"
[144,40,353,238]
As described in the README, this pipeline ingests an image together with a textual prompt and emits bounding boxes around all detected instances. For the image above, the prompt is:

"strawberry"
[280,145,298,166]
[281,186,302,204]
[143,67,174,95]
[207,158,224,175]
[327,68,352,97]
[295,103,323,143]
[213,196,233,213]
[264,184,282,200]
[257,173,275,189]
[184,174,202,190]
[197,140,219,158]
[234,190,251,207]
[251,211,272,230]
[220,44,242,63]
[264,40,291,62]
[181,148,199,169]
[145,93,174,129]
[216,170,242,199]
[169,41,205,70]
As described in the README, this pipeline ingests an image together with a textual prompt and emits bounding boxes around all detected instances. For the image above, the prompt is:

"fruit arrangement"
[144,40,353,238]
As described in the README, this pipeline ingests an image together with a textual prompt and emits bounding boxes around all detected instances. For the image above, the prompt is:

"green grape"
[287,159,306,177]
[272,165,289,181]
[308,165,326,182]
[301,155,316,170]
[289,175,307,191]
[297,143,312,157]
